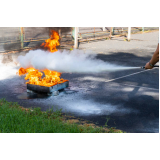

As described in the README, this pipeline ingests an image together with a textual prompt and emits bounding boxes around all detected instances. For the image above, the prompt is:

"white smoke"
[17,49,139,73]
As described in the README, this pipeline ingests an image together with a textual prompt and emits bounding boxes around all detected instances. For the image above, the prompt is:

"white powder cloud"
[17,49,139,73]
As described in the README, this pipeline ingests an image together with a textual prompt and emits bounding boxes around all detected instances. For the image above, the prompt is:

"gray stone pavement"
[0,31,159,133]
[79,31,159,54]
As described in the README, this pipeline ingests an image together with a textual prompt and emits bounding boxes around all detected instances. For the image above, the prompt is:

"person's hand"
[145,62,153,69]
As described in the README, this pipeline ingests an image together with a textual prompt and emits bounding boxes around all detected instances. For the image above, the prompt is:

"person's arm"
[145,43,159,69]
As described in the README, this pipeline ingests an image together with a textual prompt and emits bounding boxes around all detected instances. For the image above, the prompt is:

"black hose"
[141,65,159,69]
[153,65,159,67]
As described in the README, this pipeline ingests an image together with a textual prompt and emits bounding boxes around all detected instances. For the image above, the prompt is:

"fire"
[41,30,60,52]
[18,30,68,87]
[18,67,67,87]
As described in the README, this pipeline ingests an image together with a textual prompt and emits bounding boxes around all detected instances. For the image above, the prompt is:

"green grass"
[0,98,124,133]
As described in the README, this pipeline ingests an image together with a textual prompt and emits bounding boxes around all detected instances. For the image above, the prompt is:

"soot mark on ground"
[17,92,50,100]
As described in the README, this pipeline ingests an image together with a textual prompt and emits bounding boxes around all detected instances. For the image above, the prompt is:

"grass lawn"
[0,98,124,133]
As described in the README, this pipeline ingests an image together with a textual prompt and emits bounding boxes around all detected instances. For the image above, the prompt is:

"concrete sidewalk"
[79,31,159,55]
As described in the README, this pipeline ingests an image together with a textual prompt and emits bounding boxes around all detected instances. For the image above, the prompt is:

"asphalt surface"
[0,31,159,133]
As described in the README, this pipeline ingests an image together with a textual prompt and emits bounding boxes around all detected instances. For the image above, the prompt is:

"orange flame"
[18,67,67,87]
[41,30,60,52]
[18,30,68,87]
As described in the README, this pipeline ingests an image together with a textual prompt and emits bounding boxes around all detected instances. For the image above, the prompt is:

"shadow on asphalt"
[96,51,152,66]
